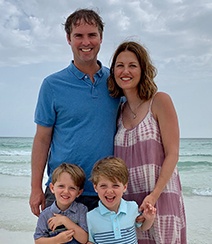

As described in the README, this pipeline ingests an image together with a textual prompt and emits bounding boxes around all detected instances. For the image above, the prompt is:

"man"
[29,9,120,217]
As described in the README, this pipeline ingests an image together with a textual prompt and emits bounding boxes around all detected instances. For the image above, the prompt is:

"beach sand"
[0,203,37,243]
[0,174,37,243]
[0,174,212,243]
[185,195,212,244]
[1,195,212,243]
[0,229,35,244]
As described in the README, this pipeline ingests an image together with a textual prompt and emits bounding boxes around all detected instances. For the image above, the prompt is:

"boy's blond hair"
[90,156,128,185]
[51,163,86,190]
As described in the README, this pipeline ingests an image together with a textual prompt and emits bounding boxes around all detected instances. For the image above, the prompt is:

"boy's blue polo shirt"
[87,199,140,244]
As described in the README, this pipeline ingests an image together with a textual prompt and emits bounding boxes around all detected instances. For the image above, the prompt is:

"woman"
[108,41,187,244]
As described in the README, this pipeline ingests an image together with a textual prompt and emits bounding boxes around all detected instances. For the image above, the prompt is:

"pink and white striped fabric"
[114,101,187,244]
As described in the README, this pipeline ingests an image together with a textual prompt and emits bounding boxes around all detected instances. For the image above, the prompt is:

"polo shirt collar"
[69,60,103,79]
[98,198,127,216]
[50,201,78,214]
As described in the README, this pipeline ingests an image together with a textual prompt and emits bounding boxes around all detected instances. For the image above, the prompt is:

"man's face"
[67,20,102,67]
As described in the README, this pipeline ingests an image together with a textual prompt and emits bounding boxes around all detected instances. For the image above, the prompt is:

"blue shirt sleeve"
[35,78,56,127]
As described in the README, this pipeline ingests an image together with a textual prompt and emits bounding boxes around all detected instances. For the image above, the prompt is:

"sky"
[0,0,212,138]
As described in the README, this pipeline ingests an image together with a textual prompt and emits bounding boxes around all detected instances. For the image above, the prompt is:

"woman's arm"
[142,92,180,207]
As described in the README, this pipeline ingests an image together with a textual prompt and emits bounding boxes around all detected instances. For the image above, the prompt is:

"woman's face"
[114,50,141,92]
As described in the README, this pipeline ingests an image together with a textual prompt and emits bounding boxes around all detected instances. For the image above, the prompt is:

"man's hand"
[29,188,45,217]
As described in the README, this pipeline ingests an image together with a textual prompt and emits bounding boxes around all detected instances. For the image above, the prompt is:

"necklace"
[127,100,144,119]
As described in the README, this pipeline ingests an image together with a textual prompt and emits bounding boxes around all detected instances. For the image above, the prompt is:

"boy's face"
[94,176,127,213]
[50,172,83,211]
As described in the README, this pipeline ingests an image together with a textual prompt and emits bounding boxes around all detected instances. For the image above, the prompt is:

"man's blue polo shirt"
[34,61,120,195]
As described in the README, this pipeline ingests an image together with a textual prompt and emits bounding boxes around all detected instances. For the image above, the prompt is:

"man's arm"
[29,125,53,216]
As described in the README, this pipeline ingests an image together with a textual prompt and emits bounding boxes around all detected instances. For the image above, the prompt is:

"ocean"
[0,137,212,243]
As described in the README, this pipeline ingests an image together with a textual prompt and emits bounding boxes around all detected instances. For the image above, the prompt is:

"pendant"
[133,114,136,119]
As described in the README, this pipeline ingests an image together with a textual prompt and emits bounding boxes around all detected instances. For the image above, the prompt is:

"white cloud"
[0,0,212,137]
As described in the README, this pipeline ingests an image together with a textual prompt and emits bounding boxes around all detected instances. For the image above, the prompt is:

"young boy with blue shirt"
[34,163,88,244]
[87,157,156,244]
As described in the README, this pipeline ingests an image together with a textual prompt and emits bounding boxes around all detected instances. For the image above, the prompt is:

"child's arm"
[47,213,88,243]
[136,202,156,231]
[35,229,74,244]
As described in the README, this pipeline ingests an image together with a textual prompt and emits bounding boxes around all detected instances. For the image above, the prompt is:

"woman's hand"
[139,193,157,212]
